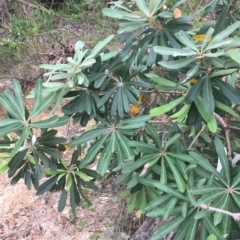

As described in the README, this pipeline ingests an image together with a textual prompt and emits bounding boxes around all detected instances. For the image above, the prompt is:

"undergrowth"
[0,0,117,82]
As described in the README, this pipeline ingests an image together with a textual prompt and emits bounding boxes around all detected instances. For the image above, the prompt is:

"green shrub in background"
[1,0,240,239]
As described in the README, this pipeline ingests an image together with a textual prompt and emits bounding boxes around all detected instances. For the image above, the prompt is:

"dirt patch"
[0,174,133,240]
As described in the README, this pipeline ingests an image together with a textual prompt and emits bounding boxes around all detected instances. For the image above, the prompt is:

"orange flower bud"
[174,8,182,18]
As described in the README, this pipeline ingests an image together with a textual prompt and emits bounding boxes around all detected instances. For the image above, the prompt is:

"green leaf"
[194,97,217,133]
[101,51,118,61]
[81,58,96,68]
[212,6,229,38]
[194,209,210,220]
[65,174,73,191]
[69,128,107,147]
[0,95,21,120]
[29,92,56,119]
[210,69,237,78]
[58,189,68,212]
[231,171,240,188]
[185,77,205,104]
[165,155,186,193]
[137,187,147,210]
[4,90,25,120]
[0,123,23,138]
[118,115,151,129]
[127,192,138,214]
[185,219,198,240]
[154,46,196,56]
[36,176,57,195]
[158,58,196,70]
[12,80,25,120]
[116,132,133,160]
[122,153,160,174]
[135,0,150,16]
[0,119,22,127]
[207,234,217,240]
[164,133,181,150]
[215,101,238,117]
[150,96,184,116]
[203,76,215,114]
[42,170,66,175]
[30,116,58,128]
[37,146,62,159]
[228,49,240,64]
[118,22,148,34]
[145,122,162,148]
[190,185,225,194]
[209,21,240,47]
[214,137,230,185]
[149,75,187,91]
[186,63,201,79]
[0,160,9,174]
[175,31,199,52]
[74,171,92,182]
[214,80,240,104]
[53,116,69,127]
[207,115,217,133]
[158,11,173,18]
[173,212,195,240]
[163,197,178,219]
[14,128,30,155]
[8,149,28,177]
[144,195,171,212]
[102,8,130,19]
[214,194,229,226]
[154,183,188,201]
[79,133,109,168]
[181,202,188,218]
[97,141,113,175]
[189,152,227,186]
[160,159,167,185]
[129,141,159,153]
[87,35,114,59]
[70,185,76,216]
[151,216,185,240]
[204,216,225,240]
[167,153,196,164]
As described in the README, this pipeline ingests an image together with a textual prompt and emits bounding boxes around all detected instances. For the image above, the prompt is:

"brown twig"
[228,0,239,15]
[200,204,240,221]
[188,124,206,150]
[139,90,184,94]
[228,126,240,131]
[214,113,232,160]
[194,0,205,13]
[226,104,239,125]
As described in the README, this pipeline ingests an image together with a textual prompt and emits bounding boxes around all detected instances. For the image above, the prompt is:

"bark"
[130,217,174,240]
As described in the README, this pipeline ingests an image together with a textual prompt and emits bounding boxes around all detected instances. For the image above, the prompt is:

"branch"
[227,104,239,125]
[139,90,184,94]
[228,0,239,15]
[200,204,240,221]
[228,126,240,131]
[15,0,50,12]
[188,124,205,150]
[214,113,232,160]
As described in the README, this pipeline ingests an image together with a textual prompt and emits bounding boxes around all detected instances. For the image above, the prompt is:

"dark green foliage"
[2,0,240,239]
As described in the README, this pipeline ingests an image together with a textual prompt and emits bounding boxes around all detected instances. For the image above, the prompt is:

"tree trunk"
[130,217,174,240]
